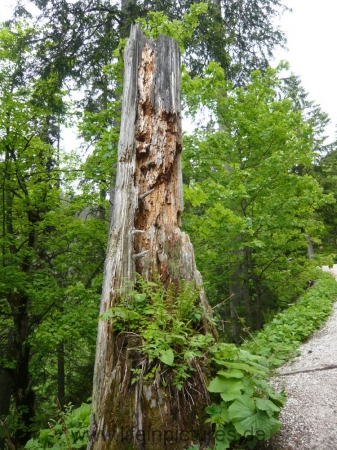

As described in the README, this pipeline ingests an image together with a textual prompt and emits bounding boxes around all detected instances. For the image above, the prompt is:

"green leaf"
[269,391,287,406]
[228,395,255,421]
[228,396,281,440]
[255,398,280,416]
[205,401,230,424]
[217,369,244,378]
[221,361,268,376]
[159,348,174,366]
[241,376,256,396]
[99,309,114,320]
[134,293,146,302]
[208,376,244,401]
[214,434,230,450]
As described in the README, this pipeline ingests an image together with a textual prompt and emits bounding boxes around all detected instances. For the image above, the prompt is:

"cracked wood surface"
[88,24,213,450]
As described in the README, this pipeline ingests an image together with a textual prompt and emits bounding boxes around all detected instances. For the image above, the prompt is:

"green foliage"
[2,3,336,449]
[194,271,337,449]
[181,62,334,338]
[313,149,337,255]
[25,403,91,450]
[205,343,285,449]
[101,274,208,389]
[26,272,337,450]
[243,271,337,368]
[0,21,105,442]
[102,275,285,448]
[137,3,208,52]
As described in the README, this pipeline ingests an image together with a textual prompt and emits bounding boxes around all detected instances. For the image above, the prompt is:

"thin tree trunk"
[57,343,65,406]
[3,179,36,446]
[246,250,263,330]
[306,234,314,260]
[242,248,251,330]
[229,263,242,343]
[88,24,214,450]
[11,293,35,447]
[0,331,14,450]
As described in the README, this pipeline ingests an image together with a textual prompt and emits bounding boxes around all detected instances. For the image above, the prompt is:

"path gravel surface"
[262,267,337,450]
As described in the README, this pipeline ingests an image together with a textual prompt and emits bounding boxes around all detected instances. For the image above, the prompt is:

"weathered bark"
[88,25,213,450]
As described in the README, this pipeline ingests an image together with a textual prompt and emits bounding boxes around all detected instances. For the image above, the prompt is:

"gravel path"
[262,267,337,450]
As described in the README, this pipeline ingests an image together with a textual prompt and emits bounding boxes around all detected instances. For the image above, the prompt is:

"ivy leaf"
[159,348,174,366]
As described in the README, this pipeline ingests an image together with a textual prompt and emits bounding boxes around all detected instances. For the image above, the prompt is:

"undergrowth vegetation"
[24,271,337,450]
[24,403,91,450]
[243,271,337,371]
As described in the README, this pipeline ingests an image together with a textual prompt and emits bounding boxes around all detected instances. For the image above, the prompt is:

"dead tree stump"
[88,24,214,450]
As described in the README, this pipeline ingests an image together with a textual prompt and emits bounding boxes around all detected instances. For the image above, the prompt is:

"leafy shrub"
[204,344,286,450]
[24,403,91,450]
[200,271,337,449]
[25,272,337,450]
[101,274,211,389]
[102,275,285,449]
[243,271,337,369]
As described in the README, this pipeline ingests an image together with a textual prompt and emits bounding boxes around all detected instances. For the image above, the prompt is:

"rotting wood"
[88,24,215,450]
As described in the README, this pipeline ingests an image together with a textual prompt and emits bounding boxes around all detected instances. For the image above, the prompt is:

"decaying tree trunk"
[88,25,215,450]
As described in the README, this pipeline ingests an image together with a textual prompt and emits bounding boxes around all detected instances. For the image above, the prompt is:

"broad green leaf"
[217,369,244,378]
[208,376,244,401]
[239,349,267,363]
[228,395,256,420]
[255,398,280,416]
[241,376,256,395]
[250,378,287,406]
[99,309,114,320]
[159,349,174,366]
[214,435,230,450]
[221,361,268,376]
[134,293,146,302]
[269,391,287,406]
[228,396,281,439]
[114,307,131,320]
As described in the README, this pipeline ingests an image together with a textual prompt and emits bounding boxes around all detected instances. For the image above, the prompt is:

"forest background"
[1,0,337,448]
